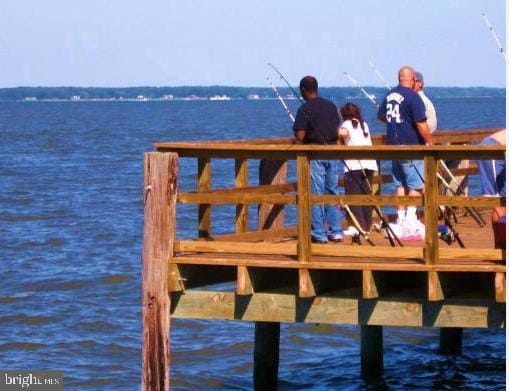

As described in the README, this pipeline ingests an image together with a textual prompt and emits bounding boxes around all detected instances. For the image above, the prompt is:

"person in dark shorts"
[293,76,344,243]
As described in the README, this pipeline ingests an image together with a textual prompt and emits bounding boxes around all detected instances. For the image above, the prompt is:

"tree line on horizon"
[0,86,504,101]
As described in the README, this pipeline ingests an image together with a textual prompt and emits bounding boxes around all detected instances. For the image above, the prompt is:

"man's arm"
[415,120,433,145]
[378,114,387,123]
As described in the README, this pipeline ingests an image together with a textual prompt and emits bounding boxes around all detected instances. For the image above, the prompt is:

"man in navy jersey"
[293,76,344,243]
[378,66,433,225]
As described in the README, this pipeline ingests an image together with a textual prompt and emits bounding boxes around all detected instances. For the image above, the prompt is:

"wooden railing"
[142,127,505,390]
[152,128,505,302]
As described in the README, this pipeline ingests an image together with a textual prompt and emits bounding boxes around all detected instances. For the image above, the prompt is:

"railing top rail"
[154,127,504,154]
[155,142,505,160]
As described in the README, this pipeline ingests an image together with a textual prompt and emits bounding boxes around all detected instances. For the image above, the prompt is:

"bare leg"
[396,186,406,223]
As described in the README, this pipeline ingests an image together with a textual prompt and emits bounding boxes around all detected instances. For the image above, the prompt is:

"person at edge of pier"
[293,76,344,244]
[338,103,378,236]
[377,66,433,239]
[477,129,506,249]
[413,71,437,133]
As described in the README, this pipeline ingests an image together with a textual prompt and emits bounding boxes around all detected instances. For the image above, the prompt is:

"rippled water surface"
[0,93,505,390]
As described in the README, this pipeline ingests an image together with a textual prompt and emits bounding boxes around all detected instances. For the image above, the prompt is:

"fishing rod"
[440,206,465,248]
[343,72,378,106]
[340,202,375,246]
[411,163,470,246]
[364,63,470,243]
[339,69,405,244]
[342,158,403,247]
[369,61,391,90]
[267,62,305,103]
[343,70,403,240]
[268,80,375,246]
[342,71,405,244]
[438,161,486,226]
[481,13,507,62]
[267,77,295,122]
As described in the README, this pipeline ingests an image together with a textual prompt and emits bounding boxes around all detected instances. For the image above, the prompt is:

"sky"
[0,0,506,87]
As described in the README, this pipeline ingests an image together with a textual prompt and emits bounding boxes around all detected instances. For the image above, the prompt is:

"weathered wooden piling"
[142,152,178,391]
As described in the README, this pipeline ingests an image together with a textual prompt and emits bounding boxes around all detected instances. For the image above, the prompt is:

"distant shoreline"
[1,86,505,102]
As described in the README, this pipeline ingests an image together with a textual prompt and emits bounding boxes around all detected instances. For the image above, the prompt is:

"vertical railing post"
[142,152,178,391]
[198,158,211,238]
[236,158,251,295]
[297,154,315,297]
[297,154,311,262]
[424,153,443,301]
[235,158,249,233]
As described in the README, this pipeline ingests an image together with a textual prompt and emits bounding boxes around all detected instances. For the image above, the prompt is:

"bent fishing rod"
[267,77,375,246]
[270,66,400,245]
[343,72,378,106]
[438,162,486,226]
[481,13,507,62]
[364,65,470,230]
[267,77,295,122]
[369,61,391,90]
[342,71,410,245]
[267,63,305,103]
[341,157,403,247]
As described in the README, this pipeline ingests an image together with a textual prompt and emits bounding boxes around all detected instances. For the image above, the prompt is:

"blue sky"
[0,0,506,87]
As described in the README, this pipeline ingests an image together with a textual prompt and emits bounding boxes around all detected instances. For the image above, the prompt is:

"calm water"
[0,92,505,390]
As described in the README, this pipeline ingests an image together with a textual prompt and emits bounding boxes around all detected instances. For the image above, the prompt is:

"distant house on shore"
[210,94,231,101]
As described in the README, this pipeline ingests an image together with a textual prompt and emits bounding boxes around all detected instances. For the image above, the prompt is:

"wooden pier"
[142,128,505,390]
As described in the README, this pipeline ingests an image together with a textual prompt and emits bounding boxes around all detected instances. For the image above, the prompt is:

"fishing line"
[268,78,374,244]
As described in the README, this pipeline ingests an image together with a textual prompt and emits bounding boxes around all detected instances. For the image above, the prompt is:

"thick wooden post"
[439,328,463,355]
[360,325,383,381]
[236,158,251,295]
[424,154,439,264]
[142,152,178,391]
[297,154,311,263]
[297,154,315,297]
[424,154,443,301]
[252,159,286,390]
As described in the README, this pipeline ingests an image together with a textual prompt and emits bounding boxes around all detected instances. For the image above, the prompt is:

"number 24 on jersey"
[386,103,402,123]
